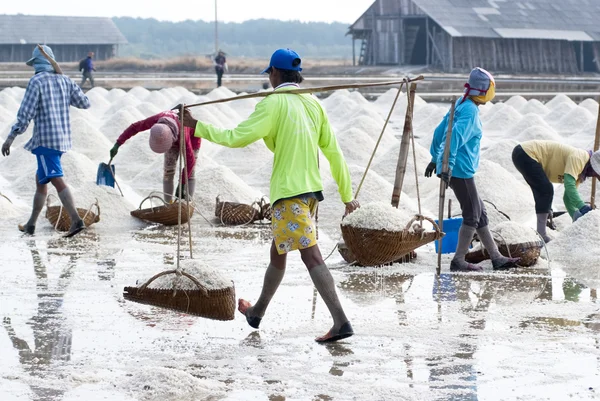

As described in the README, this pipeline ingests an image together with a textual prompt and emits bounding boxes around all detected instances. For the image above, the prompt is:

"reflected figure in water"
[426,272,549,400]
[2,241,77,400]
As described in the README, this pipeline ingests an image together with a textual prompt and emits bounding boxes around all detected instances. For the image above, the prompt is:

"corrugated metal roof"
[410,0,600,40]
[0,14,127,45]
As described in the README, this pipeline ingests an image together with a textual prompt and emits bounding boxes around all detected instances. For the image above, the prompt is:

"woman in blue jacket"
[425,67,520,272]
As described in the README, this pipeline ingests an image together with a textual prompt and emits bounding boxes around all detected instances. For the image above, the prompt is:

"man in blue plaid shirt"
[1,45,91,237]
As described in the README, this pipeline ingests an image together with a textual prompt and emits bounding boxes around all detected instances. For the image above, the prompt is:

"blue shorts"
[32,147,64,185]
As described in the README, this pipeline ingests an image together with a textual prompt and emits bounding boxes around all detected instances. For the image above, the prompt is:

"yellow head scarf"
[470,80,496,104]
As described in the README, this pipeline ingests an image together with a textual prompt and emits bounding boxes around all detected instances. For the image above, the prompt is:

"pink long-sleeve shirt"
[116,111,201,181]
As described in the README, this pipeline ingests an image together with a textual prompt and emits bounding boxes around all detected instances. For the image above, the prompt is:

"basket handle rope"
[0,192,12,204]
[46,194,100,231]
[138,195,167,212]
[404,215,443,237]
[136,269,209,297]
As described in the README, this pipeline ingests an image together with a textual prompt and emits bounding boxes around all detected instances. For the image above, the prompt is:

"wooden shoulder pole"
[391,81,417,208]
[437,98,456,276]
[591,100,600,208]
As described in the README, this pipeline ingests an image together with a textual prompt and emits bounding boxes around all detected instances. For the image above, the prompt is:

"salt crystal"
[491,221,541,244]
[552,106,595,135]
[509,114,554,137]
[136,102,163,118]
[517,125,562,142]
[100,109,137,141]
[128,86,151,101]
[70,118,113,159]
[105,88,127,103]
[482,104,522,130]
[143,259,232,290]
[341,202,413,231]
[193,165,261,210]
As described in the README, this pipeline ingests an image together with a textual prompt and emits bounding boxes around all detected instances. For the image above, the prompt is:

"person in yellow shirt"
[183,48,359,343]
[512,140,600,242]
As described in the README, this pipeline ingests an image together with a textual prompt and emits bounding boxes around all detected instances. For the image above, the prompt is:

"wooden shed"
[0,15,127,62]
[348,0,600,74]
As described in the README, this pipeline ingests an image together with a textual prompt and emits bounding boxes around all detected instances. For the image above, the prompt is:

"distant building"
[348,0,600,73]
[0,15,127,62]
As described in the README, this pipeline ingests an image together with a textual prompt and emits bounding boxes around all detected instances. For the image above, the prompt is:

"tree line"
[113,17,354,60]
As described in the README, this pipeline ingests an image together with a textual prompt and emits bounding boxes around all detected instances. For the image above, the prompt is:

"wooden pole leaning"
[179,104,194,259]
[591,101,600,209]
[437,98,456,276]
[392,79,417,208]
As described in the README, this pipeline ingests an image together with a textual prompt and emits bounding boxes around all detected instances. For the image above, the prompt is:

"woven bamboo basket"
[465,240,543,267]
[214,195,260,226]
[341,215,444,266]
[45,196,100,232]
[258,196,272,221]
[123,269,236,320]
[337,240,417,266]
[131,195,193,226]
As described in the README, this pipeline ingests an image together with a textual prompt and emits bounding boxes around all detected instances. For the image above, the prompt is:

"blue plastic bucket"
[434,217,463,254]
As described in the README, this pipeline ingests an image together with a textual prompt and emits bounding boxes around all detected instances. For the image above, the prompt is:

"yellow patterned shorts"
[272,196,318,255]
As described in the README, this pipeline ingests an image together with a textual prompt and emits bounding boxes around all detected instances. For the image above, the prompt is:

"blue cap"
[261,48,302,74]
[26,45,55,66]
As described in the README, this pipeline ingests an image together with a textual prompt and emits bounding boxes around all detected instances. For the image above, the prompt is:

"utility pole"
[214,0,219,53]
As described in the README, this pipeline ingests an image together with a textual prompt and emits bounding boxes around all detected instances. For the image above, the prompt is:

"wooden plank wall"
[450,38,580,74]
[0,44,116,62]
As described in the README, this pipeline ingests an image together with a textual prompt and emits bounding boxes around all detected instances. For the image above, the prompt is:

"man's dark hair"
[279,69,304,84]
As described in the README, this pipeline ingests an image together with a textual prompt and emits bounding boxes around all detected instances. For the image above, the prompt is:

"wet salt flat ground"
[1,219,599,401]
[2,84,600,400]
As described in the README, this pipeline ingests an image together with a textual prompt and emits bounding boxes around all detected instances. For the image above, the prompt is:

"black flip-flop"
[246,315,261,329]
[315,322,354,343]
[63,221,86,238]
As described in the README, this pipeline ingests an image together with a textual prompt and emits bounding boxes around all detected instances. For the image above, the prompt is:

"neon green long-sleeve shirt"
[563,174,586,217]
[193,85,353,205]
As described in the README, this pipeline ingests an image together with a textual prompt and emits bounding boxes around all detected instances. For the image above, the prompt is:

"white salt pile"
[579,98,599,116]
[105,88,127,103]
[128,86,151,101]
[194,165,261,210]
[552,106,595,135]
[517,125,562,142]
[412,104,448,136]
[481,139,521,177]
[341,201,412,231]
[211,141,272,176]
[145,90,173,110]
[508,114,554,137]
[492,221,541,244]
[143,259,232,290]
[482,104,523,131]
[85,91,111,114]
[0,91,20,112]
[337,127,378,166]
[505,95,528,110]
[546,210,600,288]
[70,118,113,159]
[104,94,142,117]
[521,99,550,116]
[100,109,137,141]
[0,104,14,124]
[545,94,576,110]
[338,114,397,150]
[474,160,534,221]
[136,102,162,117]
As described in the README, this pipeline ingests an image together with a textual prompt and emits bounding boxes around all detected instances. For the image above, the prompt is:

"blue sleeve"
[9,79,39,138]
[446,106,476,173]
[430,111,449,163]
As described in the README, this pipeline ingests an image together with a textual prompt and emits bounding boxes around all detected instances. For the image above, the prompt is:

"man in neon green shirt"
[512,140,600,242]
[183,48,360,343]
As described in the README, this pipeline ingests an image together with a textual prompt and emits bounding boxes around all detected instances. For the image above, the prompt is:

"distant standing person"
[214,50,227,87]
[1,45,91,237]
[80,52,95,88]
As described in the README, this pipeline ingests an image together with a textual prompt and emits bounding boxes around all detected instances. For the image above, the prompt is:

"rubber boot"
[58,188,85,237]
[537,213,552,243]
[450,225,483,272]
[477,226,520,270]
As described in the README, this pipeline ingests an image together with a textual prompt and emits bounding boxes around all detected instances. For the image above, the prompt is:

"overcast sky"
[3,0,373,23]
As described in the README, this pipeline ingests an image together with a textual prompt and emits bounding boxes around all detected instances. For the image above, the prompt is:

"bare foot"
[238,299,252,315]
[238,299,261,329]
